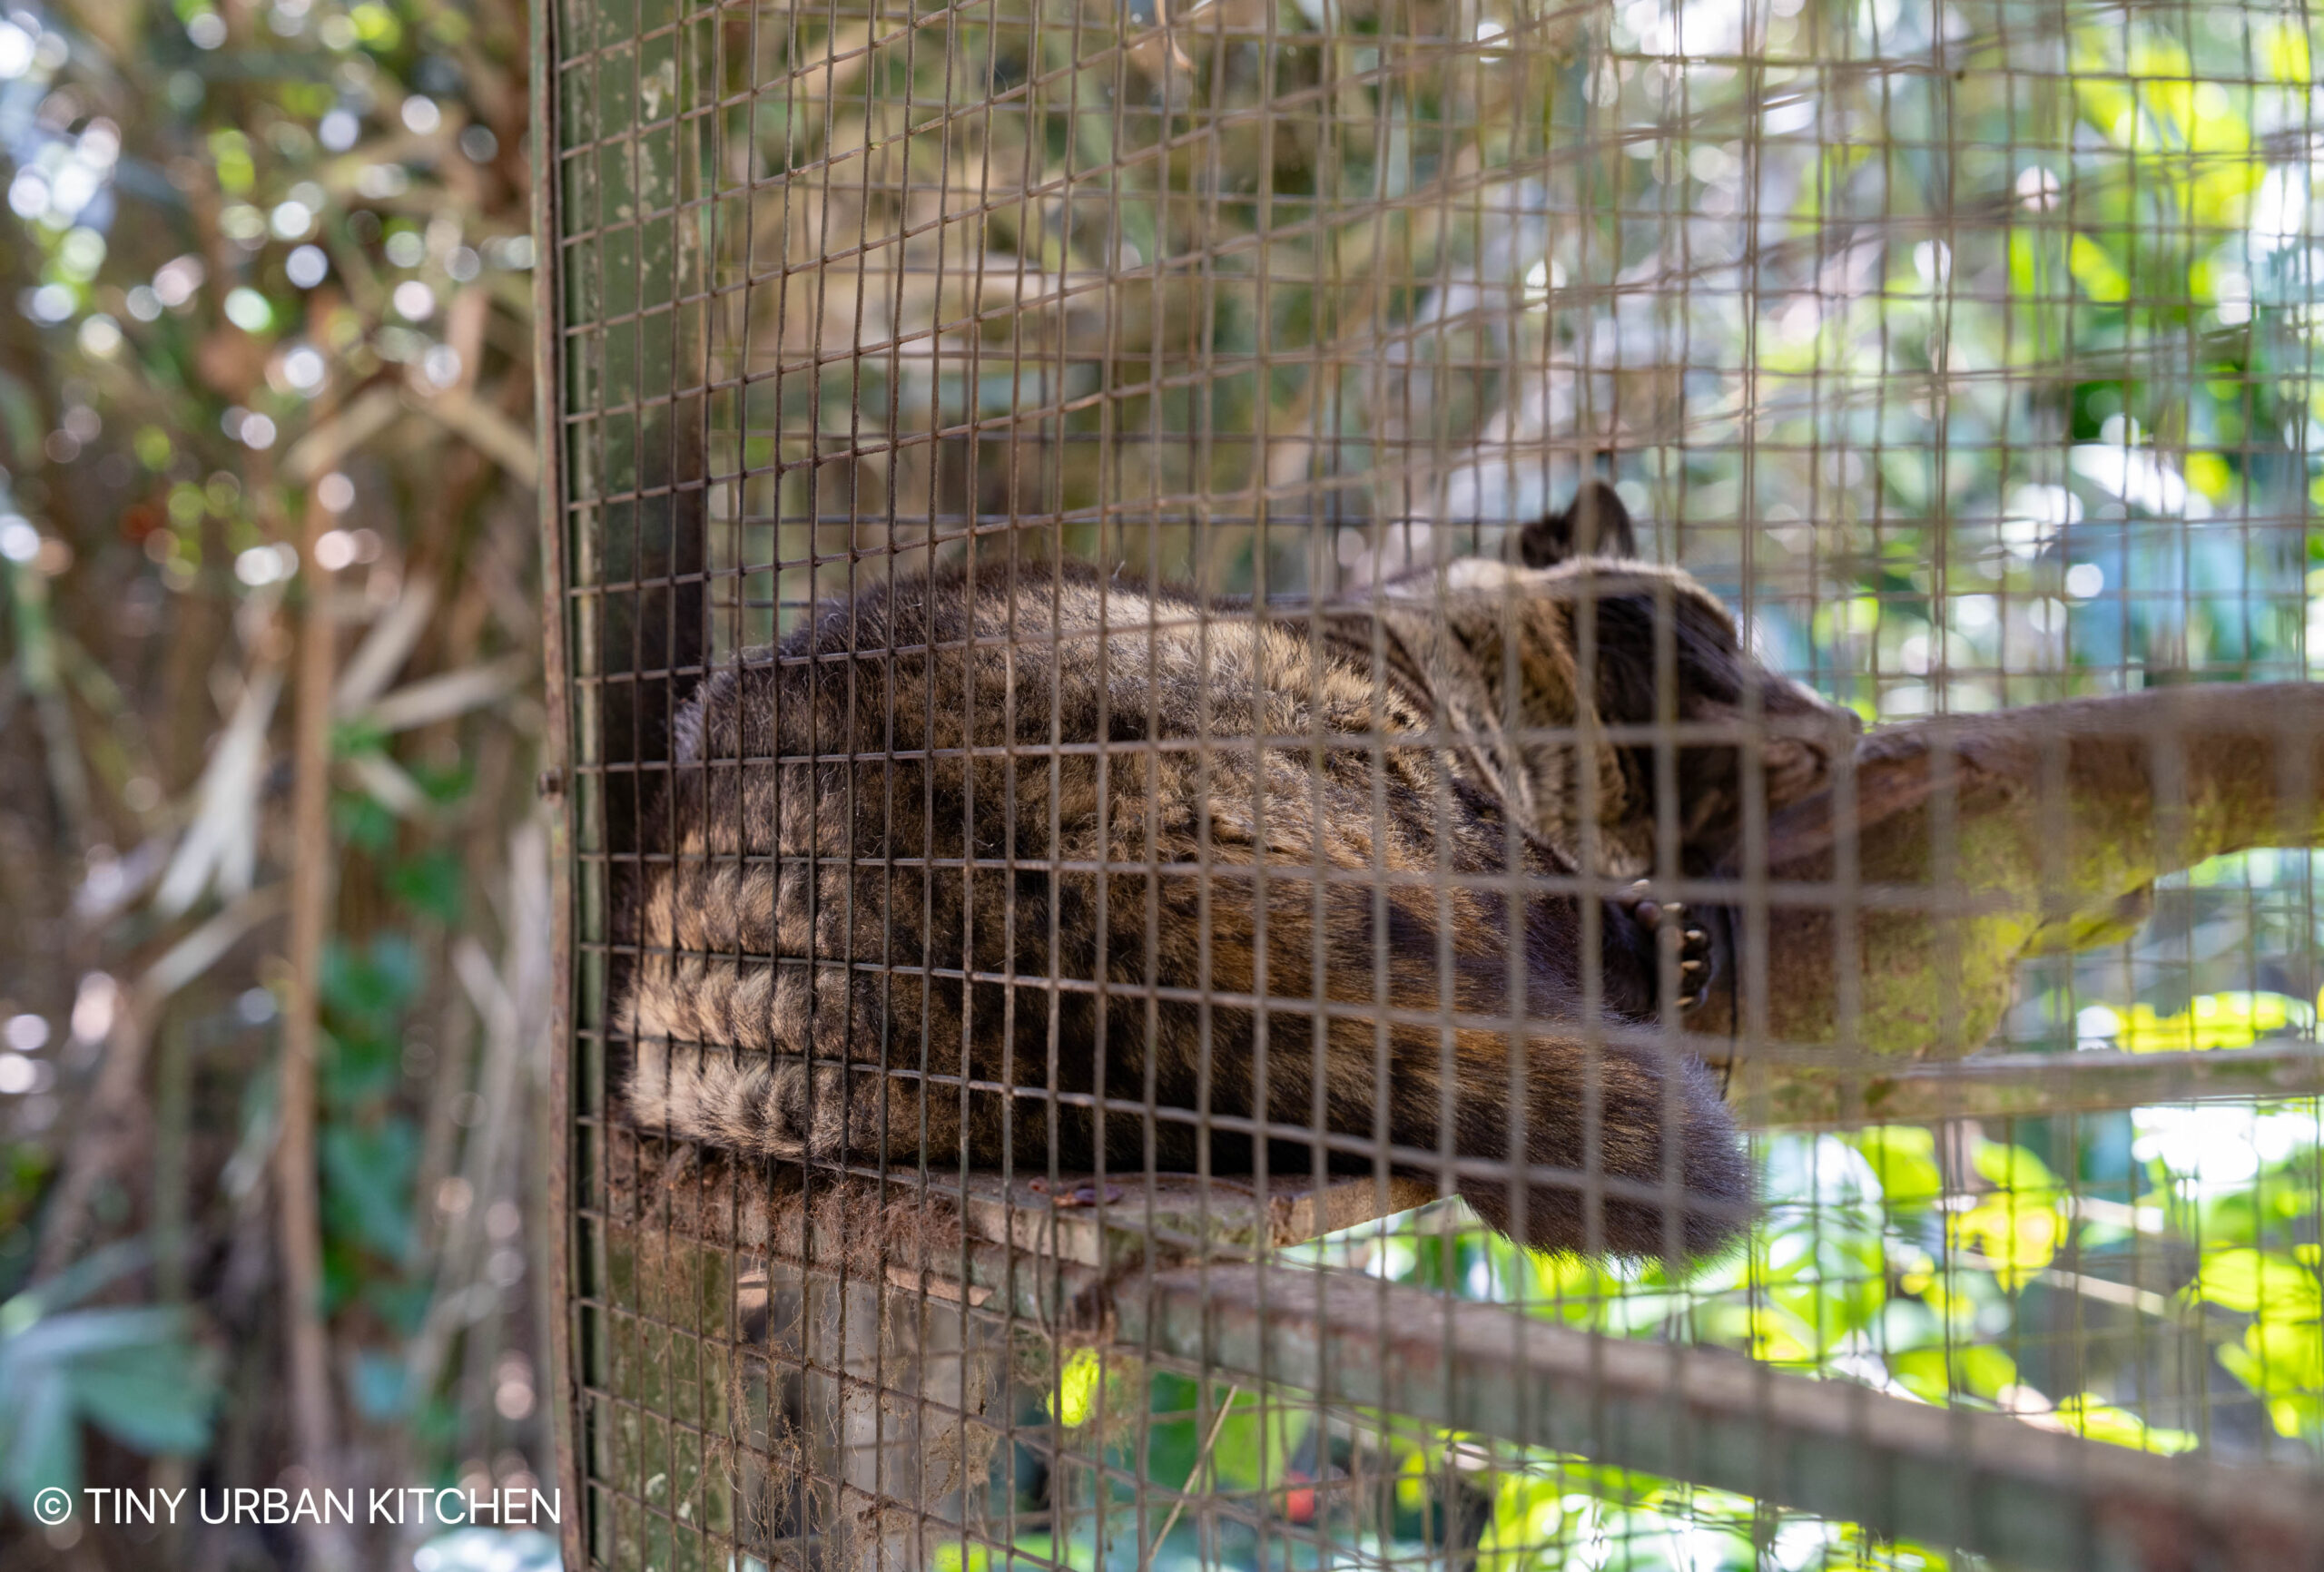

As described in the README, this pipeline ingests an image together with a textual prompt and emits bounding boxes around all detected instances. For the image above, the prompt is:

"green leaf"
[411,757,477,806]
[1948,1194,2065,1292]
[930,1541,990,1572]
[332,791,399,851]
[349,0,402,46]
[2069,234,2130,304]
[388,848,465,923]
[2051,1394,2199,1455]
[320,1119,420,1260]
[1970,1139,2059,1194]
[2,1361,78,1511]
[350,1350,409,1421]
[1046,1348,1103,1429]
[70,1341,216,1455]
[1878,448,1930,511]
[1852,1126,1942,1210]
[2112,991,2313,1054]
[1476,1474,1565,1572]
[1890,1343,2018,1405]
[1206,1389,1309,1493]
[6,1304,190,1361]
[2257,18,2312,83]
[2219,1320,2324,1442]
[330,718,389,758]
[321,935,423,1021]
[2188,1248,2322,1320]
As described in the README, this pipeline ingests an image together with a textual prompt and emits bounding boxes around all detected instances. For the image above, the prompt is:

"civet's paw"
[1621,880,1714,1016]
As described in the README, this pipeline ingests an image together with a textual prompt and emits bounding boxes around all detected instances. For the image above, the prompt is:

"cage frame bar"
[530,0,586,1555]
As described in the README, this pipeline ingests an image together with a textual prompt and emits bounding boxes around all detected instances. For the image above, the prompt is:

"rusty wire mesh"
[542,0,2324,1562]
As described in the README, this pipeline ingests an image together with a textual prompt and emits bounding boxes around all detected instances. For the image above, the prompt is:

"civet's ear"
[1518,479,1639,566]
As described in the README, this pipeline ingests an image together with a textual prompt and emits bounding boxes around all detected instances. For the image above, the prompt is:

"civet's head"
[1509,480,1863,870]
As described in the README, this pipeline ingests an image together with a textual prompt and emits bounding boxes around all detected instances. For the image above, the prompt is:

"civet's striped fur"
[616,486,1853,1259]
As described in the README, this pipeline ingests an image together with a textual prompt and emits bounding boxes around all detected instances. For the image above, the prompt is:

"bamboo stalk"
[403,827,552,1443]
[279,439,355,1572]
[4,551,90,849]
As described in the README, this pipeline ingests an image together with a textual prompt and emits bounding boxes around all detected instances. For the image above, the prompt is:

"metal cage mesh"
[539,0,2324,1563]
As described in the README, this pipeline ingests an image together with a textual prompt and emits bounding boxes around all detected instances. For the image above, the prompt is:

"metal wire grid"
[537,0,2324,1563]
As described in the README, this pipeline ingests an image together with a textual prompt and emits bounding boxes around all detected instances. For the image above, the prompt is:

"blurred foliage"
[635,0,2324,709]
[0,1243,218,1510]
[0,0,550,1553]
[1017,1101,2312,1570]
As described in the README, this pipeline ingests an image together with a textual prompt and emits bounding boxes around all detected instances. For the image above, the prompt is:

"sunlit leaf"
[2112,992,2313,1054]
[1949,1195,2065,1292]
[1851,1126,1943,1210]
[2050,1394,2199,1455]
[2257,18,2312,83]
[2068,234,2130,304]
[1892,1343,2018,1404]
[2219,1318,2324,1441]
[1048,1348,1104,1429]
[929,1541,990,1572]
[1969,1139,2058,1195]
[2188,1247,2322,1320]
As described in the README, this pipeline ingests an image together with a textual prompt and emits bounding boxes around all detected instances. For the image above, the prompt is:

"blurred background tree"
[0,0,555,1561]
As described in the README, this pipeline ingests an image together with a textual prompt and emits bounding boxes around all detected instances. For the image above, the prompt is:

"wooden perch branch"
[1692,683,2324,1091]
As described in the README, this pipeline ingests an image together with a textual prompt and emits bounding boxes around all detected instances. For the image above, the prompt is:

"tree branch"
[1696,683,2324,1088]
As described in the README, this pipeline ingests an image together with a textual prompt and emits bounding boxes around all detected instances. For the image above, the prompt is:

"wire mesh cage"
[537,0,2324,1562]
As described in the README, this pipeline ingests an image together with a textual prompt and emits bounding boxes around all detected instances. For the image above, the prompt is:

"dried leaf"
[362,653,532,734]
[281,384,406,484]
[340,751,431,820]
[410,385,537,488]
[334,577,439,718]
[154,667,281,918]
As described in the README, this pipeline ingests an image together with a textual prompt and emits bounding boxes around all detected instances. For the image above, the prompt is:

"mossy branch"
[1696,683,2324,1075]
